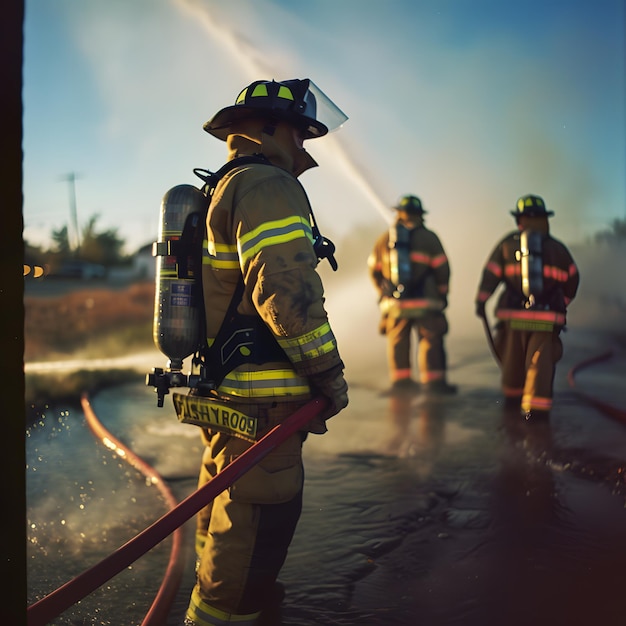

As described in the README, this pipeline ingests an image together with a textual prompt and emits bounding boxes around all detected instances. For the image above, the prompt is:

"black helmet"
[394,194,426,214]
[511,194,554,218]
[203,78,347,141]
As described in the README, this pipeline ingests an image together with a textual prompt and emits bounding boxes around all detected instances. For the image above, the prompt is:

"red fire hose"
[80,393,185,626]
[567,350,626,425]
[27,396,328,626]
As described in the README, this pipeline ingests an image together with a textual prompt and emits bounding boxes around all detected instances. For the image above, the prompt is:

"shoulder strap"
[175,156,269,281]
[190,154,288,390]
[193,154,270,196]
[197,274,289,389]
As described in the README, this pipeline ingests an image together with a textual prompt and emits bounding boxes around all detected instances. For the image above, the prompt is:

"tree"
[79,214,126,265]
[50,225,72,255]
[42,214,128,267]
[594,218,626,245]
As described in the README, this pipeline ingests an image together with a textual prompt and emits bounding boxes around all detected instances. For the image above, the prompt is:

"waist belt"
[173,392,259,442]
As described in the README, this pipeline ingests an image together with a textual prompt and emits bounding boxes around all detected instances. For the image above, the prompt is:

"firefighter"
[475,194,580,421]
[182,79,349,626]
[368,194,456,394]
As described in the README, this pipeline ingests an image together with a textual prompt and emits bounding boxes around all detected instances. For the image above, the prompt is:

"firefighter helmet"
[393,194,426,214]
[203,78,347,141]
[511,194,554,218]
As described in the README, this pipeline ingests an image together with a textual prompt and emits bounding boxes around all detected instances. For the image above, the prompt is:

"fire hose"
[479,310,500,366]
[80,393,184,626]
[567,350,626,425]
[27,396,328,626]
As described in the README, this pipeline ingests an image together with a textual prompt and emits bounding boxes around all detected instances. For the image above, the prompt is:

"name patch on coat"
[172,393,258,441]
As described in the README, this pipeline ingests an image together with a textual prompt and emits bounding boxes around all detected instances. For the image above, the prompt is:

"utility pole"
[62,172,81,255]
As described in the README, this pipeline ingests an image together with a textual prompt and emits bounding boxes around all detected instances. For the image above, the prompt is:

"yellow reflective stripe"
[203,256,239,270]
[219,368,311,397]
[203,240,239,269]
[276,322,337,363]
[509,319,555,331]
[187,587,260,625]
[239,216,312,265]
[226,368,305,382]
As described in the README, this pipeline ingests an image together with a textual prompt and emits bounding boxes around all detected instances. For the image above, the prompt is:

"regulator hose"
[27,396,328,626]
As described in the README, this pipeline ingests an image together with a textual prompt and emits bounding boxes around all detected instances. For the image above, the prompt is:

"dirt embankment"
[24,280,156,416]
[24,279,155,362]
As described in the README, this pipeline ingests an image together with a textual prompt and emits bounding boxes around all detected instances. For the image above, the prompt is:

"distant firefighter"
[475,194,580,420]
[368,194,456,394]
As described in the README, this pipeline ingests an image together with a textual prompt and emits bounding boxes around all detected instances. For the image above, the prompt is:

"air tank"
[519,229,544,307]
[152,184,207,371]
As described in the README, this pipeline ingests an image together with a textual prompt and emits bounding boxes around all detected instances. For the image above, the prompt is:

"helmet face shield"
[304,80,348,135]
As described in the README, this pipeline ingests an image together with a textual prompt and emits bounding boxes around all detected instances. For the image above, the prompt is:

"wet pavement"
[26,327,626,625]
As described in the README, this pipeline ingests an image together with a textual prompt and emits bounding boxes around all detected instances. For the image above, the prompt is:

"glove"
[475,301,486,317]
[307,364,349,433]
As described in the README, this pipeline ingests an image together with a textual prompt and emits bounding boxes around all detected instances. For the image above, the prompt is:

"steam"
[313,136,392,225]
[166,0,622,384]
[174,0,275,80]
[169,0,483,385]
[173,0,392,228]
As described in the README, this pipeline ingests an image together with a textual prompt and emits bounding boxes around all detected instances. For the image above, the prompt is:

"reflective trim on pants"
[495,324,562,413]
[385,314,448,383]
[186,588,260,625]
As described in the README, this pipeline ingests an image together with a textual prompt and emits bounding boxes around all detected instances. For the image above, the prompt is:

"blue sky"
[23,0,625,263]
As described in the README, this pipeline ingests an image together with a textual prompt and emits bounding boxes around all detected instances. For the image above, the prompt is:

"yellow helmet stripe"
[250,83,269,98]
[235,87,248,105]
[277,85,294,100]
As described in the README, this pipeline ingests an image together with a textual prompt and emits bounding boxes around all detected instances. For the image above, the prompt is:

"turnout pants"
[186,423,305,625]
[494,324,563,413]
[385,313,449,383]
